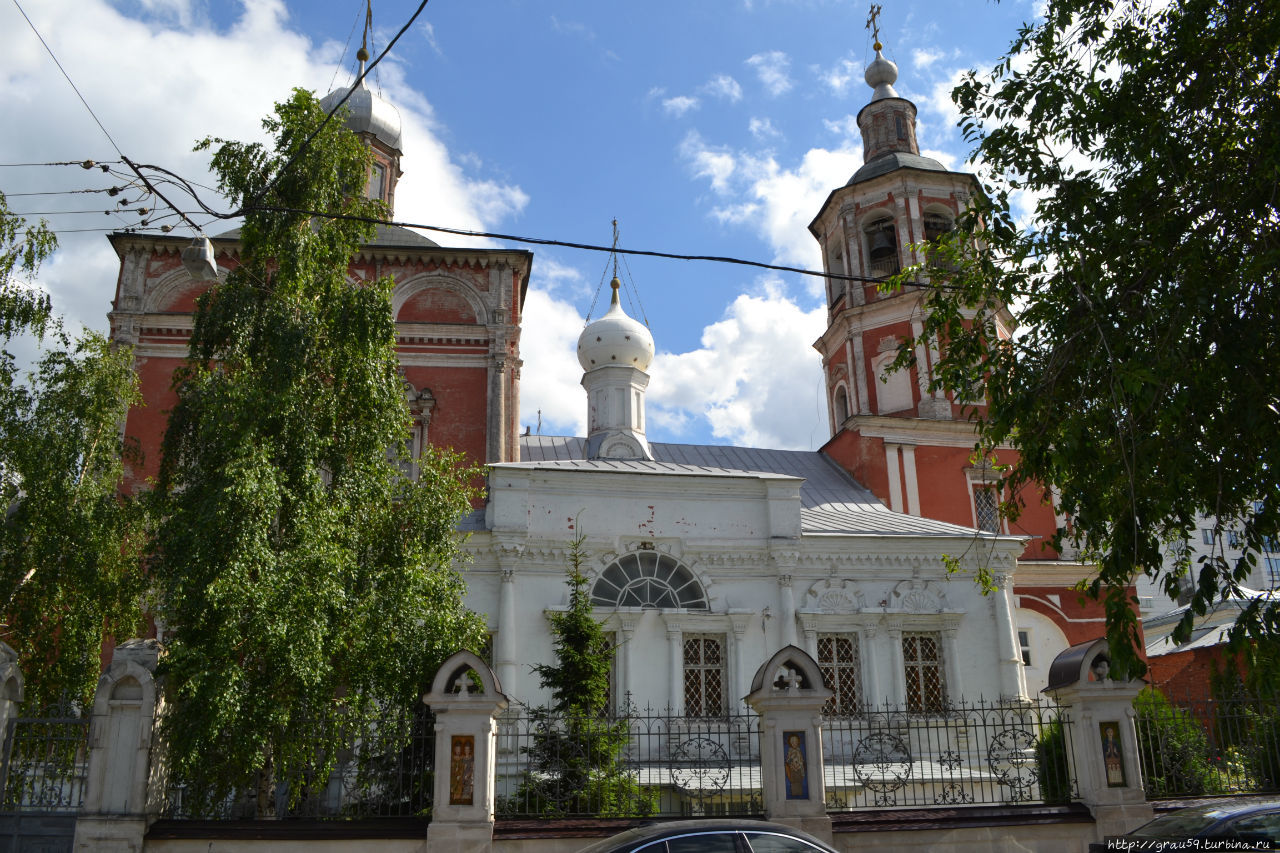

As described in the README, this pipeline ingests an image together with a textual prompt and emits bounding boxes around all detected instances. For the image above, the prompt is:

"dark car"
[1089,797,1280,851]
[576,820,840,853]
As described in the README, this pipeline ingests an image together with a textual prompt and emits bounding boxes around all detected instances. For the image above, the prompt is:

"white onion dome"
[864,47,900,101]
[319,74,403,152]
[577,278,654,372]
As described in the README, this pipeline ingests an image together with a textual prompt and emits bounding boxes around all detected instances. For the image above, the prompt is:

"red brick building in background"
[807,44,1120,690]
[107,70,531,489]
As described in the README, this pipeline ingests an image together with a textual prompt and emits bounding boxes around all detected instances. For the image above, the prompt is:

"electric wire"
[246,204,993,291]
[236,0,431,220]
[11,0,201,233]
[0,160,120,168]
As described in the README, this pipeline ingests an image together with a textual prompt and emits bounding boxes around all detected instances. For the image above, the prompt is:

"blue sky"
[1,0,1040,451]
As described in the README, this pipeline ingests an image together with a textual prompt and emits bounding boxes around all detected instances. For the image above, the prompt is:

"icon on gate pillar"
[784,731,809,799]
[450,735,475,805]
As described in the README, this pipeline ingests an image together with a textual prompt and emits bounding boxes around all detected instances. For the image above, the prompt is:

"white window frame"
[682,632,728,718]
[901,630,948,715]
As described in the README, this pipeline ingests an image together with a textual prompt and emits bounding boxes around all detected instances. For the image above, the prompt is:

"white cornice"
[840,414,994,448]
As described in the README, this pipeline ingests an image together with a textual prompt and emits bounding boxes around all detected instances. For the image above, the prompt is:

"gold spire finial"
[356,0,373,73]
[866,3,883,52]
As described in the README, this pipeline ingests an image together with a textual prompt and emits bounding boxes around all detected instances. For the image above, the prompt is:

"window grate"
[683,634,727,717]
[903,632,947,714]
[818,633,861,716]
[973,487,1000,533]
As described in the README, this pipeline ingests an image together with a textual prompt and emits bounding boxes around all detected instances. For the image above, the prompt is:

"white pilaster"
[884,443,904,512]
[901,443,920,516]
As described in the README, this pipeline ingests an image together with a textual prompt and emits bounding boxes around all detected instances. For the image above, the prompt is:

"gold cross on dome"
[866,4,883,50]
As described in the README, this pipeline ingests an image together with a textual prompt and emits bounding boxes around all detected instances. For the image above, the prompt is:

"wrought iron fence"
[164,704,435,820]
[821,697,1077,809]
[0,706,90,814]
[1135,690,1280,799]
[496,706,763,819]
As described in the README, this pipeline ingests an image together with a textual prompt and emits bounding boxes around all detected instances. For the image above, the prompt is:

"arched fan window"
[591,552,708,610]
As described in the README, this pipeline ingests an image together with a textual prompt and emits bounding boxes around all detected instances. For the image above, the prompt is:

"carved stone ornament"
[803,578,866,614]
[891,578,947,612]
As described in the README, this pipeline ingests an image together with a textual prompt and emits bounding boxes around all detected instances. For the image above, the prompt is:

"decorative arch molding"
[748,644,828,695]
[392,273,488,325]
[144,266,215,314]
[871,349,913,414]
[424,649,505,701]
[92,640,161,720]
[890,578,952,613]
[801,578,866,614]
[589,546,715,611]
[830,381,852,427]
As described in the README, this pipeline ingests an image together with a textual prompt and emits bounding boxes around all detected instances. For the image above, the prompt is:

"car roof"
[1133,797,1280,838]
[1166,797,1280,820]
[576,819,838,853]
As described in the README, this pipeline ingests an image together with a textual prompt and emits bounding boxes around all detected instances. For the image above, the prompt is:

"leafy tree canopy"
[0,193,145,707]
[903,0,1279,675]
[151,90,485,812]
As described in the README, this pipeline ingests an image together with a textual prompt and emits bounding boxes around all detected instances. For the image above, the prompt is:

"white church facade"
[462,278,1031,712]
[108,34,1107,716]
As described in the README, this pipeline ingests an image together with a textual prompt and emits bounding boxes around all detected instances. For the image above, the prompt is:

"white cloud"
[550,16,594,41]
[748,117,781,141]
[532,256,591,300]
[701,74,743,102]
[745,50,793,97]
[815,54,861,97]
[419,21,442,56]
[648,281,826,450]
[0,0,526,332]
[678,131,737,194]
[920,148,959,171]
[678,133,862,285]
[822,115,861,143]
[662,95,700,117]
[518,288,589,437]
[912,48,944,69]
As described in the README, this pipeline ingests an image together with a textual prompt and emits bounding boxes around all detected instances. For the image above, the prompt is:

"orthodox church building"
[107,39,1107,709]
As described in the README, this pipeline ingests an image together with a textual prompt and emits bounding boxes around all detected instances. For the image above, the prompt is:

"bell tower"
[809,15,1032,548]
[809,21,987,435]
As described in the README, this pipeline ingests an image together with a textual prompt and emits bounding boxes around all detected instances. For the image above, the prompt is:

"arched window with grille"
[590,552,708,610]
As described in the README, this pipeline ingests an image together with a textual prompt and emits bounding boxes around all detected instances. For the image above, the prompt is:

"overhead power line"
[248,205,976,290]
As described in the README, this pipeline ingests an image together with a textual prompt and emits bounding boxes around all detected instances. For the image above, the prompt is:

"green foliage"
[532,535,614,717]
[506,535,656,817]
[150,90,485,815]
[1209,666,1280,792]
[1133,688,1224,796]
[893,0,1280,675]
[0,193,145,708]
[0,192,55,342]
[1034,717,1072,804]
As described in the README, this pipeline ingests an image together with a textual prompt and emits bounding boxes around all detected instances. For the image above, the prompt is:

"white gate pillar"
[73,638,164,853]
[745,645,833,842]
[0,642,24,761]
[423,650,509,853]
[1045,638,1152,842]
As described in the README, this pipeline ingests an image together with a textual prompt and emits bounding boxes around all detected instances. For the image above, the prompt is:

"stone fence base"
[142,806,1099,853]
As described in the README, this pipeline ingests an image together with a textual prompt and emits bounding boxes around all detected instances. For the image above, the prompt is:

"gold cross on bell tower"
[866,4,883,51]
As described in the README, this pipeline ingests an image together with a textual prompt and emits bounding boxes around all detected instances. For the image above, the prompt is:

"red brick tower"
[810,31,1113,685]
[108,70,531,485]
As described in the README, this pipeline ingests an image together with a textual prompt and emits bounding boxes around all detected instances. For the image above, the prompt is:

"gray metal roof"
[513,435,994,539]
[848,151,949,185]
[216,224,438,248]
